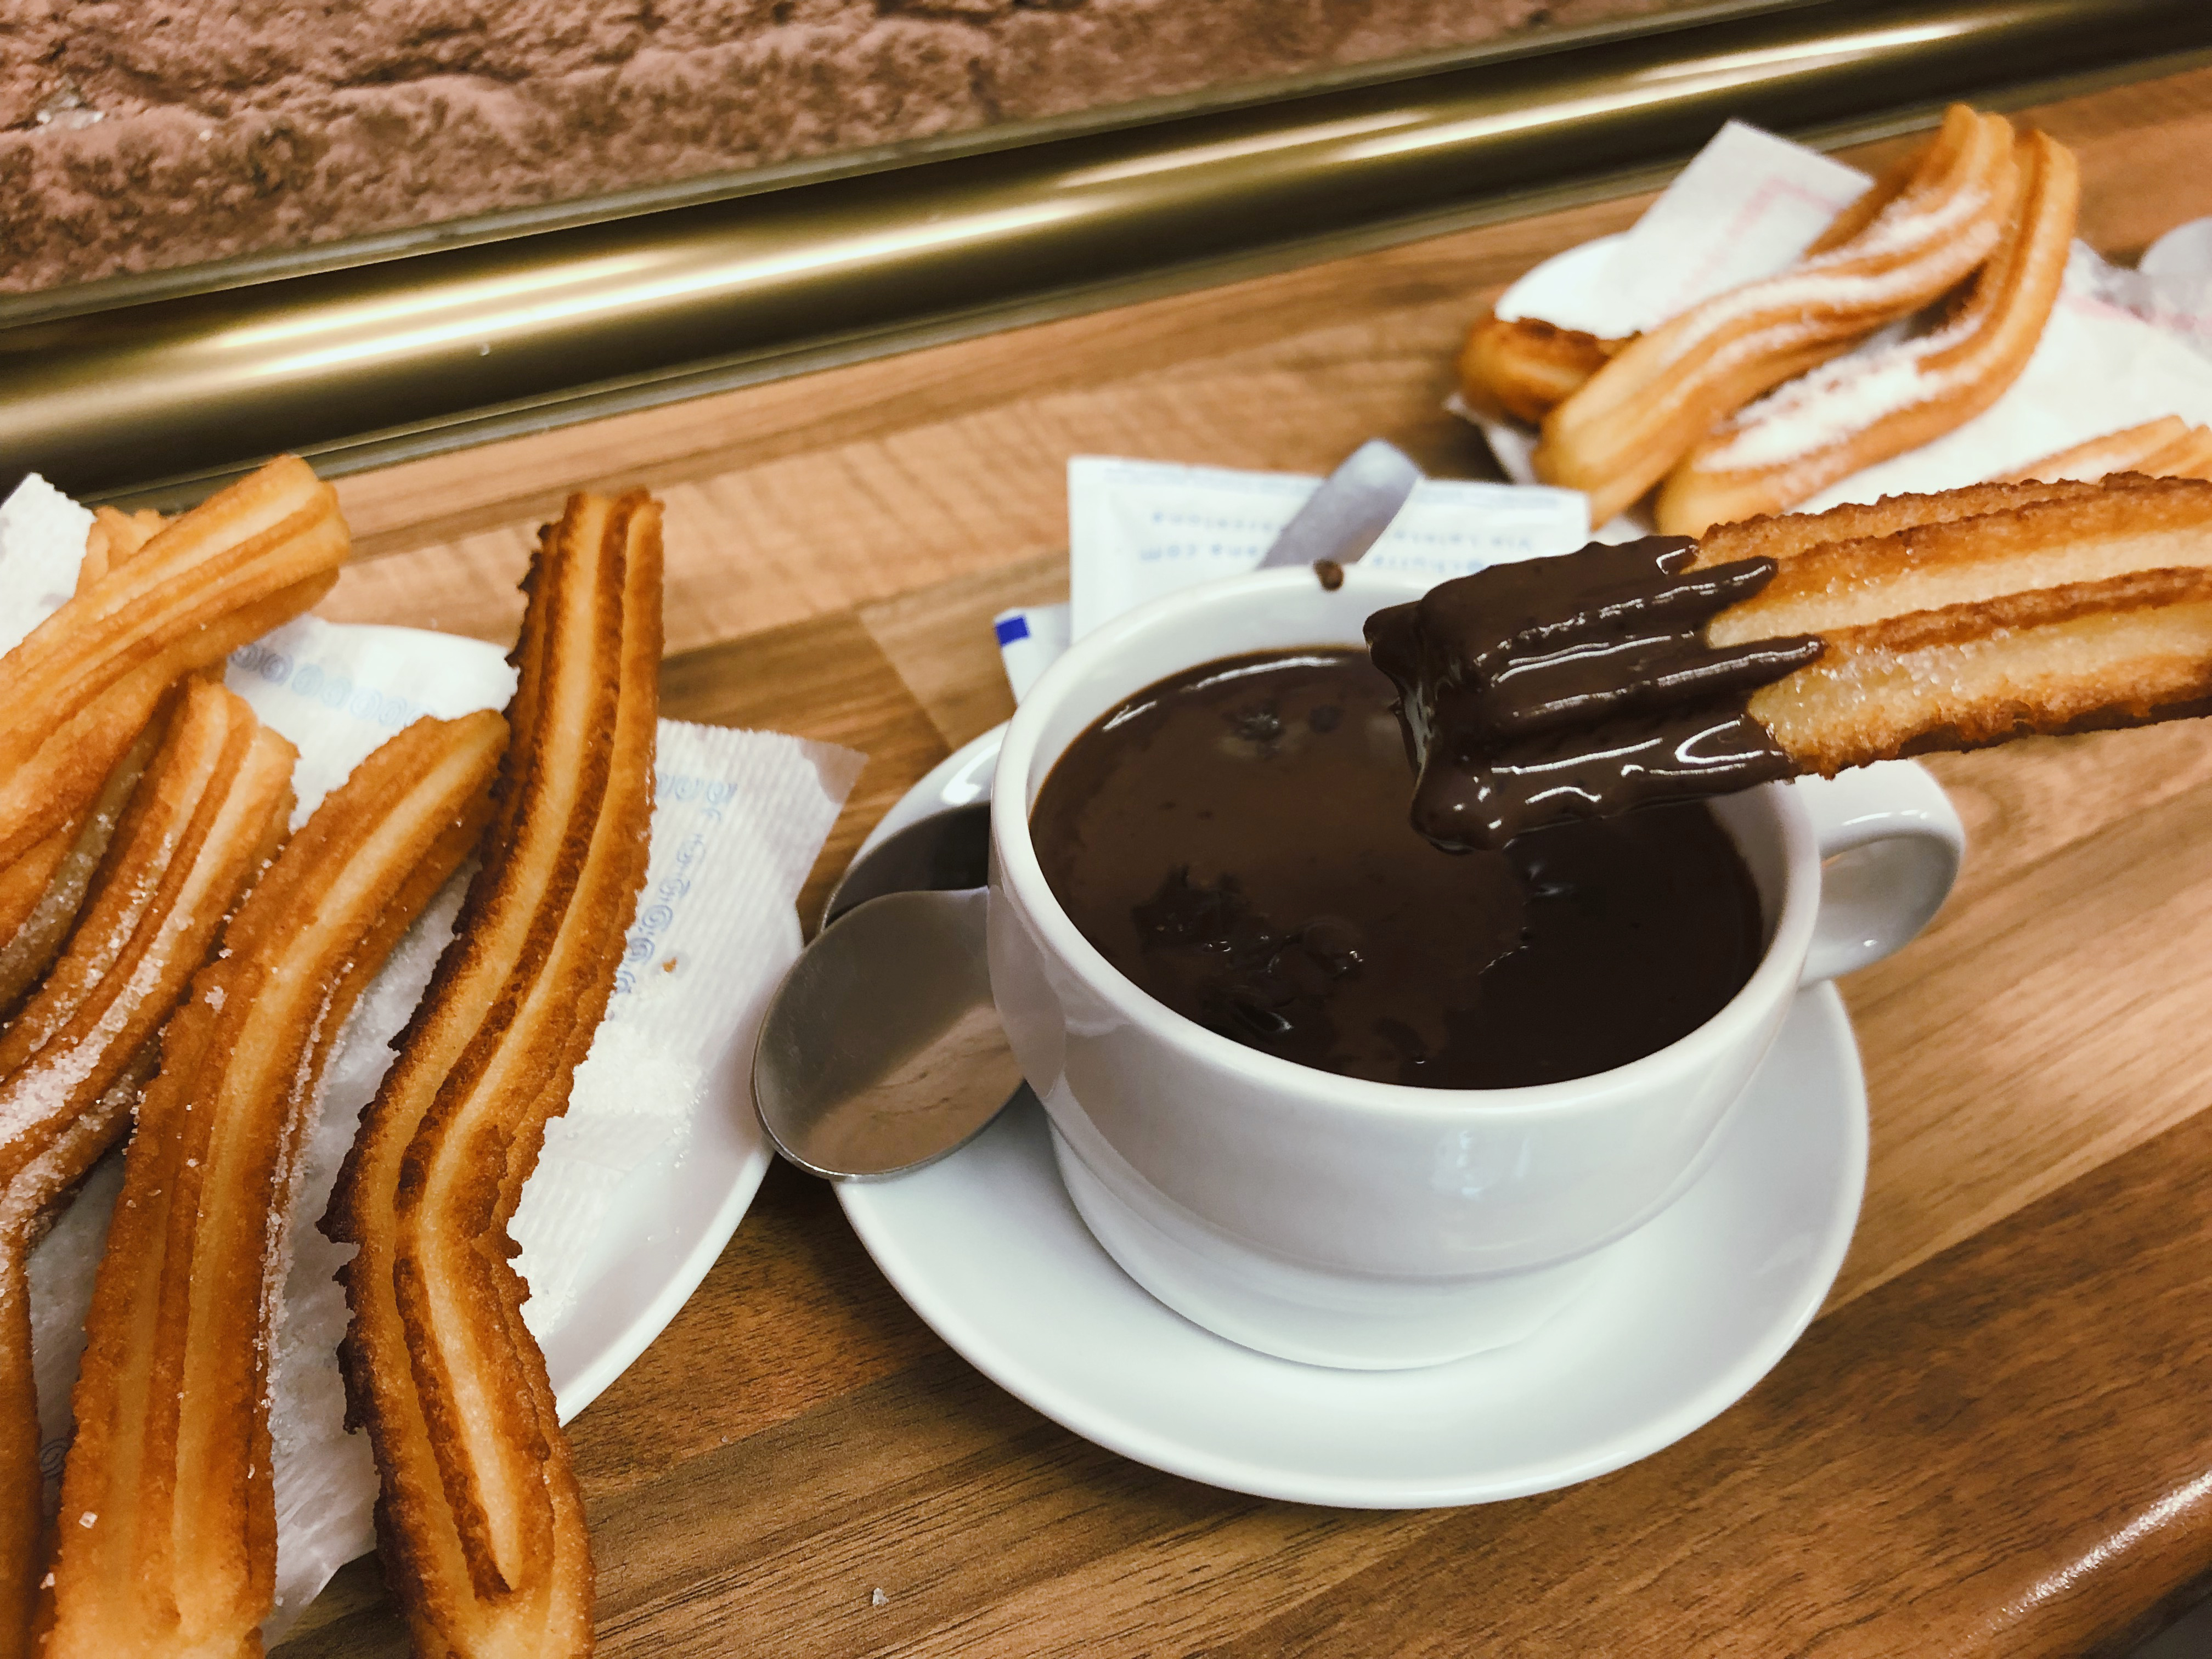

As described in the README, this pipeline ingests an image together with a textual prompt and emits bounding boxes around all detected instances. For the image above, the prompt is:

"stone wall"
[2,0,1701,295]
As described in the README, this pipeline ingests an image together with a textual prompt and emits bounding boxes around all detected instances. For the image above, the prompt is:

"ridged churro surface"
[0,456,345,871]
[1712,476,2212,775]
[1536,106,2017,526]
[0,681,294,1659]
[328,492,662,1659]
[1710,476,2212,643]
[38,712,503,1659]
[1660,129,2080,535]
[1457,313,1620,424]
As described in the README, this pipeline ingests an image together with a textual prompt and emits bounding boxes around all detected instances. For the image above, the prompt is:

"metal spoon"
[751,440,1423,1180]
[755,806,1022,1180]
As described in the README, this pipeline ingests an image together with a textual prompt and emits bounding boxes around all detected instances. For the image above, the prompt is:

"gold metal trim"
[3,0,2206,505]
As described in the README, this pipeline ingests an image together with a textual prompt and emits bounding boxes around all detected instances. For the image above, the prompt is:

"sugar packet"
[995,456,1588,697]
[0,477,862,1640]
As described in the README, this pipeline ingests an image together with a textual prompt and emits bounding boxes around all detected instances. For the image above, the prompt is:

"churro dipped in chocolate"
[1367,539,1822,849]
[1535,105,2018,526]
[327,493,662,1659]
[40,711,504,1659]
[0,679,295,1659]
[1372,473,2212,848]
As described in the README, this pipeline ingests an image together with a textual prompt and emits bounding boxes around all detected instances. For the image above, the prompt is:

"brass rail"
[3,0,2206,504]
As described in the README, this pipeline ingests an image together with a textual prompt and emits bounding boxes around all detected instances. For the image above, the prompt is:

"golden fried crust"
[1754,569,2212,772]
[0,681,296,1659]
[327,492,662,1659]
[75,508,166,596]
[1709,475,2212,643]
[1675,476,2212,776]
[1457,313,1622,424]
[37,712,504,1659]
[1536,106,2018,525]
[1691,476,2111,567]
[0,456,344,871]
[1658,128,2080,536]
[0,702,170,1024]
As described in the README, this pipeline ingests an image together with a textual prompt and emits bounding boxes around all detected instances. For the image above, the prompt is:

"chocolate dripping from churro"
[1365,538,1824,850]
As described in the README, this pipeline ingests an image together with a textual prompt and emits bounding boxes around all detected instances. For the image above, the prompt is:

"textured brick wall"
[1,0,1696,294]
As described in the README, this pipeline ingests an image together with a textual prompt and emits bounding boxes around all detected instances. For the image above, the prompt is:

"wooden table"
[274,65,2212,1657]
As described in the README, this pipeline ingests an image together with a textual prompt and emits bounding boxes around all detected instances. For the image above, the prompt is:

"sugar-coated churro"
[0,713,163,1023]
[1536,106,2018,526]
[1658,128,2079,535]
[75,507,166,596]
[1369,474,2212,845]
[327,493,662,1659]
[2000,419,2212,486]
[38,711,504,1659]
[1458,313,1623,424]
[0,455,345,872]
[2000,417,2193,483]
[0,679,295,1659]
[0,511,177,1019]
[1705,472,2212,644]
[2139,426,2212,481]
[1690,476,2105,564]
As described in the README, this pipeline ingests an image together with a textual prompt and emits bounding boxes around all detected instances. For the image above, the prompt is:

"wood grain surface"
[273,65,2212,1658]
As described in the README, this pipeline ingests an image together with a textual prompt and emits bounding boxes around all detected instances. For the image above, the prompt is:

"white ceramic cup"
[989,566,1962,1370]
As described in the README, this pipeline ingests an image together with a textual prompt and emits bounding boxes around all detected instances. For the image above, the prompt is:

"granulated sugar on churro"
[1534,106,2019,526]
[1659,129,2080,535]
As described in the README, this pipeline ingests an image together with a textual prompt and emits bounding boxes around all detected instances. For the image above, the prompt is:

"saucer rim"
[840,998,1866,1508]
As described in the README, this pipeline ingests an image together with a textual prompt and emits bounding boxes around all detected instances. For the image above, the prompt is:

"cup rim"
[991,565,1821,1123]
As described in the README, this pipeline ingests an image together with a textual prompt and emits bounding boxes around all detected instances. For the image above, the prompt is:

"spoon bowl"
[753,887,1025,1179]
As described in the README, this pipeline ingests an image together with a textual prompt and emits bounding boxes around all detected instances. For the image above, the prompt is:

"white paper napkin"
[0,478,862,1640]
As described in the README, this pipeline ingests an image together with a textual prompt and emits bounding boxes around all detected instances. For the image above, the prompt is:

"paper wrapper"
[1461,121,2212,532]
[0,478,863,1642]
[994,456,1590,697]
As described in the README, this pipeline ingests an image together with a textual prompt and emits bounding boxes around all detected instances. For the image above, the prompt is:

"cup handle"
[1792,760,1965,986]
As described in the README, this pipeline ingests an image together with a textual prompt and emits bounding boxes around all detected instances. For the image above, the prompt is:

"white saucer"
[837,726,1869,1508]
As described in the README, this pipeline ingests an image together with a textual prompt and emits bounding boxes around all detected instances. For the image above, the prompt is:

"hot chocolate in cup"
[989,566,1962,1370]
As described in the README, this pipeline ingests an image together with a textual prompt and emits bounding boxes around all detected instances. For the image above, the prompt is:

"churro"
[0,716,162,1023]
[75,507,166,595]
[0,680,294,1659]
[0,455,345,872]
[1536,106,2018,526]
[327,493,662,1659]
[40,711,504,1659]
[2001,418,2212,485]
[1726,475,2212,772]
[2001,417,2191,483]
[0,514,176,1019]
[1369,475,2212,845]
[1659,128,2079,535]
[1458,313,1622,424]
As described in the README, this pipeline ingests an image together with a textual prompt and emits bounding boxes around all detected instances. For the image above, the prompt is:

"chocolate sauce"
[1365,537,1824,850]
[1030,650,1765,1089]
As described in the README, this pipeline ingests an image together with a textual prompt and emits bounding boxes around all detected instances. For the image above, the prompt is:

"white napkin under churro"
[0,475,861,1641]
